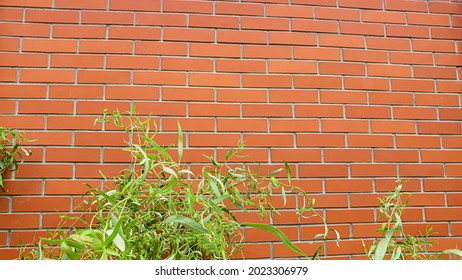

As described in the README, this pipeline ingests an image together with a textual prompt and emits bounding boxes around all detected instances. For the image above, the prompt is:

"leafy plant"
[366,180,462,260]
[26,109,335,260]
[0,127,31,192]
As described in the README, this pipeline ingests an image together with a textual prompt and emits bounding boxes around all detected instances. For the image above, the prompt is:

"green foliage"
[0,127,31,192]
[26,109,334,260]
[366,180,462,260]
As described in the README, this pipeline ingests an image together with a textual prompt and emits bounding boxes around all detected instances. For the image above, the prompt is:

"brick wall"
[0,0,461,259]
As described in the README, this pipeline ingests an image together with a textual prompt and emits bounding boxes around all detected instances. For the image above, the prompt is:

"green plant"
[0,127,31,192]
[366,180,462,260]
[26,109,335,260]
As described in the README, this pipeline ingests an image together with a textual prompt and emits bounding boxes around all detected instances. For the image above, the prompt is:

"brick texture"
[0,0,461,259]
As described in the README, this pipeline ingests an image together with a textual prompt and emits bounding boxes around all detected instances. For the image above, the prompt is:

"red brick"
[163,118,214,132]
[270,90,318,103]
[217,89,267,102]
[218,30,266,44]
[320,62,365,76]
[109,0,160,11]
[324,149,372,162]
[319,34,365,48]
[243,104,292,118]
[108,26,161,40]
[299,164,348,178]
[294,47,341,60]
[430,2,462,14]
[189,15,238,29]
[217,119,267,132]
[371,120,416,134]
[326,209,375,222]
[244,134,293,147]
[316,7,360,21]
[346,105,391,119]
[0,53,48,67]
[162,57,212,72]
[53,25,106,39]
[134,72,186,86]
[76,100,130,114]
[292,19,338,33]
[320,91,367,104]
[49,85,103,99]
[297,134,345,147]
[269,32,317,46]
[367,37,410,51]
[340,22,384,36]
[189,134,241,147]
[21,69,74,83]
[426,208,462,221]
[424,179,462,192]
[368,64,412,78]
[47,116,99,130]
[79,40,132,54]
[1,22,49,37]
[19,100,73,114]
[0,38,20,51]
[396,136,441,149]
[391,79,435,92]
[294,76,342,89]
[266,4,313,18]
[26,9,79,23]
[362,10,406,24]
[270,119,319,132]
[22,38,77,53]
[216,2,264,16]
[107,55,159,70]
[81,11,134,24]
[407,13,451,26]
[432,27,462,40]
[56,0,107,10]
[413,40,456,53]
[419,121,461,135]
[413,66,457,79]
[0,100,15,114]
[164,0,212,14]
[394,107,437,120]
[437,81,462,93]
[374,150,419,163]
[0,0,52,8]
[217,59,266,73]
[0,7,22,21]
[339,0,382,9]
[51,54,104,68]
[136,12,186,26]
[242,17,289,31]
[191,43,240,58]
[415,94,459,107]
[387,25,429,38]
[400,164,445,177]
[164,28,214,43]
[15,164,73,178]
[322,120,369,133]
[134,101,186,116]
[163,87,213,102]
[385,0,428,12]
[343,49,388,63]
[447,164,462,177]
[13,197,70,212]
[0,214,40,229]
[351,164,397,177]
[442,136,462,148]
[243,74,292,88]
[136,41,187,56]
[269,61,317,74]
[295,104,343,118]
[439,108,462,121]
[78,70,130,84]
[190,73,240,87]
[345,77,389,91]
[189,103,239,117]
[348,135,394,148]
[422,151,462,163]
[0,69,17,82]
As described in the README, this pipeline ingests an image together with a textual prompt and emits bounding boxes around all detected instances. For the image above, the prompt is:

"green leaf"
[177,121,183,163]
[106,229,126,252]
[284,161,292,184]
[374,223,398,260]
[165,215,208,234]
[242,222,308,258]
